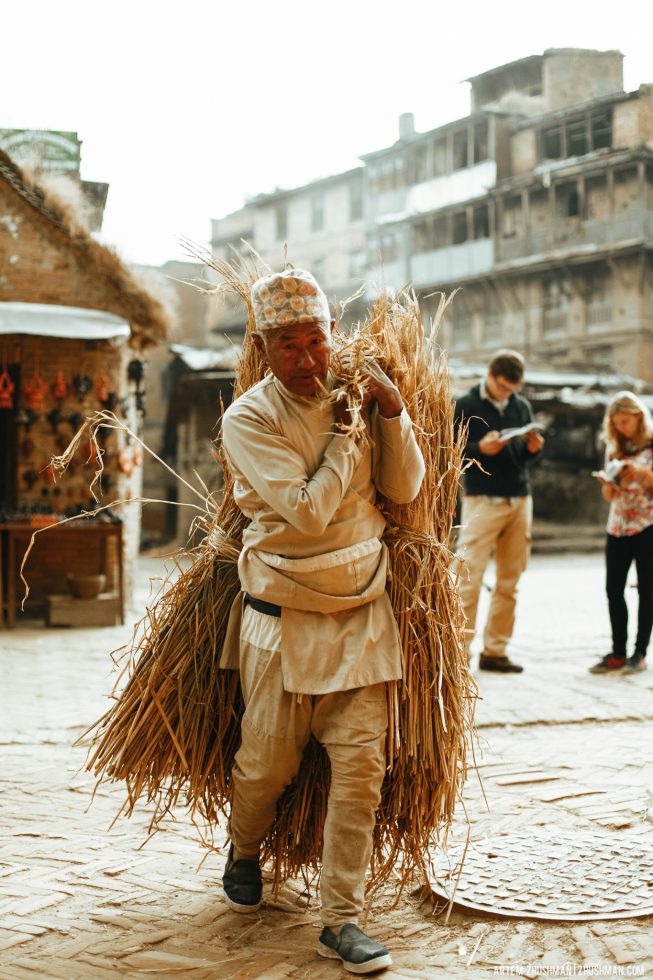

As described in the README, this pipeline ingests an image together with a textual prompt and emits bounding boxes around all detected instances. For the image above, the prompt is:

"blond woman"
[591,391,653,673]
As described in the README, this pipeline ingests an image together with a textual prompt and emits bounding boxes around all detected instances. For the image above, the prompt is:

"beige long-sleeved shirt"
[219,373,425,693]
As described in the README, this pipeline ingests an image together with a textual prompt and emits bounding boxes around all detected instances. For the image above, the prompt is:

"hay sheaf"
[82,252,475,897]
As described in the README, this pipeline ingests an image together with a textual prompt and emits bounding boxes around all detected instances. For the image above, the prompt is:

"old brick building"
[0,149,168,624]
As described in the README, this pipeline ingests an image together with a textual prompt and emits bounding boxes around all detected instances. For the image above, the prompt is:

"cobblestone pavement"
[1,553,652,979]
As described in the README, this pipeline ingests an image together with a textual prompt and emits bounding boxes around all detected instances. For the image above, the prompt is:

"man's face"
[486,371,521,401]
[254,320,334,397]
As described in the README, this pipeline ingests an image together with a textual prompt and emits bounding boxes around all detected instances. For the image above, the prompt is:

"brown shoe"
[479,654,524,673]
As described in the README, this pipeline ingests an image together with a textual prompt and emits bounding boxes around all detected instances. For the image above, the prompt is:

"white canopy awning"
[170,342,240,371]
[0,302,131,341]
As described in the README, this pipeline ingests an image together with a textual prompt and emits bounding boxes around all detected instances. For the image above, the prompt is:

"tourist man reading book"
[454,349,544,673]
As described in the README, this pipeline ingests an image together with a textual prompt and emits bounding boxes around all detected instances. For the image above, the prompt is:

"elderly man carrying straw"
[218,268,425,974]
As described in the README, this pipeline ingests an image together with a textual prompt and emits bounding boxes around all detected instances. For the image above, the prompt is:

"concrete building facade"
[210,49,653,382]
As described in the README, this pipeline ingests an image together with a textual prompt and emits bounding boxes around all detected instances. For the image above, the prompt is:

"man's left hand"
[525,431,544,454]
[364,361,403,418]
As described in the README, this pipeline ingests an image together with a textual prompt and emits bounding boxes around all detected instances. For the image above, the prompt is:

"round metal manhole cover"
[432,829,653,920]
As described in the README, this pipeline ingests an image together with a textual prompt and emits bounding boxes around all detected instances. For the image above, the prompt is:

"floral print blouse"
[606,444,653,537]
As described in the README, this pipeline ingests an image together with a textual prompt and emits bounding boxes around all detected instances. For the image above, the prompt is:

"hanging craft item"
[46,407,63,433]
[103,391,119,413]
[135,390,146,417]
[16,408,39,430]
[41,463,57,486]
[24,357,48,412]
[51,369,69,402]
[0,348,15,409]
[73,373,93,403]
[127,358,146,417]
[127,359,144,385]
[22,469,39,489]
[95,372,111,404]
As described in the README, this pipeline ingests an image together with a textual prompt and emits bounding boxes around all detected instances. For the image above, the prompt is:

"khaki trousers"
[457,495,532,659]
[229,605,388,926]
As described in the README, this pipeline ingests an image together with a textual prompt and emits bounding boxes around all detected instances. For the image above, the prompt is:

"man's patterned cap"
[251,269,331,332]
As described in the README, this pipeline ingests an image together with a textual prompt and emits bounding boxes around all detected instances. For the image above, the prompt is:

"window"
[452,211,468,244]
[368,157,405,194]
[433,138,448,176]
[566,119,587,158]
[412,220,431,254]
[473,204,490,239]
[556,183,580,219]
[349,181,363,221]
[542,126,563,160]
[541,108,612,164]
[453,129,469,171]
[647,163,653,209]
[311,193,324,232]
[591,109,612,150]
[473,122,488,164]
[413,146,429,183]
[433,216,449,248]
[275,204,287,241]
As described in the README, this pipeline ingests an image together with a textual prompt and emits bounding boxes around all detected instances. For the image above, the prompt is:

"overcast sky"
[2,0,651,267]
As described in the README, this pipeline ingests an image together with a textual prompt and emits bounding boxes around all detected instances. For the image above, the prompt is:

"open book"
[592,459,624,484]
[497,421,545,444]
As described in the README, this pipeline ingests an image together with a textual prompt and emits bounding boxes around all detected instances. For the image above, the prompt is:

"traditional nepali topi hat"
[251,268,331,332]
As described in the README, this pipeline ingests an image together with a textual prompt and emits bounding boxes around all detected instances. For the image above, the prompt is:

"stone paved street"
[1,552,652,979]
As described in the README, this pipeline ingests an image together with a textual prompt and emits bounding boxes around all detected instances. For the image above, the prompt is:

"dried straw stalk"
[81,251,475,900]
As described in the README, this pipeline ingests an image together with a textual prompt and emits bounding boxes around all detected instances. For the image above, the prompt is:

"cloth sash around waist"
[237,537,388,614]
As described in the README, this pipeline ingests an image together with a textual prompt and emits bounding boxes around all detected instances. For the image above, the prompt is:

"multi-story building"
[368,49,653,381]
[209,49,653,382]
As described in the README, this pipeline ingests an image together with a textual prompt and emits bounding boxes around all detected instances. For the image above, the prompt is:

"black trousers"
[605,524,653,658]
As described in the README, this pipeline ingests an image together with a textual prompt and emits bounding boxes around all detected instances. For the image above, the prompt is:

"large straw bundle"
[82,252,475,897]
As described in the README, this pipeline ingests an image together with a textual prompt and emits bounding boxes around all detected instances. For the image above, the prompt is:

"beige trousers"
[229,605,388,926]
[457,495,532,659]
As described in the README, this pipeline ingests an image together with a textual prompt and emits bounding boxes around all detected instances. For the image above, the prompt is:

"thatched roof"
[0,148,169,350]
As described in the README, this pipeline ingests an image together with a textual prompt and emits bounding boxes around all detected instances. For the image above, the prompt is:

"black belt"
[244,593,282,617]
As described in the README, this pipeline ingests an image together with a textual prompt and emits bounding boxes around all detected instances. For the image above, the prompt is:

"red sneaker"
[589,654,626,674]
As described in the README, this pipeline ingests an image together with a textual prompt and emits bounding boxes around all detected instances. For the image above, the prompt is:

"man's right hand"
[478,430,505,456]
